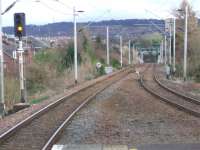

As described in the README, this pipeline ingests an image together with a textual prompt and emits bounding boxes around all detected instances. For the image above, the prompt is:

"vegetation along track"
[140,64,200,118]
[0,68,132,150]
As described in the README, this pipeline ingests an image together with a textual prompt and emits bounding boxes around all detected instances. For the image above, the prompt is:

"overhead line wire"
[39,0,72,16]
[78,10,111,32]
[48,0,73,10]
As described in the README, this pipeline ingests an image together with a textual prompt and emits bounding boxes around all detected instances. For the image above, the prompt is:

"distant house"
[1,34,50,75]
[3,49,36,76]
[2,37,35,76]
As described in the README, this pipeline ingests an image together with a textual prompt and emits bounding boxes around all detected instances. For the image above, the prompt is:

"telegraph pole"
[183,5,188,81]
[169,23,172,65]
[120,36,123,67]
[160,40,164,63]
[173,18,176,72]
[73,7,78,84]
[0,0,5,116]
[132,44,135,64]
[141,52,144,64]
[164,35,167,65]
[73,7,84,84]
[128,40,131,65]
[106,26,110,65]
[162,40,164,63]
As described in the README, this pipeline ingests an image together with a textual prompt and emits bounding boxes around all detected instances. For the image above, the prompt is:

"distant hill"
[3,19,165,39]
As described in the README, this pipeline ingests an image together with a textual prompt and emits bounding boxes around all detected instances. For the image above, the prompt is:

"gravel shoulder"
[0,72,120,135]
[56,72,200,147]
[157,65,200,100]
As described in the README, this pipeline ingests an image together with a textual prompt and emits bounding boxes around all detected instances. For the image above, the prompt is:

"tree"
[173,0,200,78]
[135,33,162,48]
[95,35,103,49]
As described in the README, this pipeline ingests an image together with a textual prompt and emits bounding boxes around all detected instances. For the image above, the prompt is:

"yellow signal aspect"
[17,26,23,32]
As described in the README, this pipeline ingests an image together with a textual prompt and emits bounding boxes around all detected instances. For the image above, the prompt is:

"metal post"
[173,18,176,72]
[183,5,188,81]
[120,36,123,67]
[169,23,172,65]
[159,41,162,63]
[128,40,131,65]
[73,7,78,84]
[161,40,164,63]
[161,40,163,63]
[106,26,110,65]
[141,52,144,64]
[164,35,167,64]
[132,45,134,64]
[18,39,25,103]
[0,0,4,115]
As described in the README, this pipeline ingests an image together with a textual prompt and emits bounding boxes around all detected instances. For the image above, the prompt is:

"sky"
[2,0,200,26]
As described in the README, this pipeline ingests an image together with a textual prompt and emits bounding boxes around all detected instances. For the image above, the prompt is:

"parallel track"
[42,64,151,150]
[140,64,200,118]
[0,68,131,150]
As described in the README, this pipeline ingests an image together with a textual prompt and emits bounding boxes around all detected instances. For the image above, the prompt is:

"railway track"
[140,64,200,118]
[0,68,132,150]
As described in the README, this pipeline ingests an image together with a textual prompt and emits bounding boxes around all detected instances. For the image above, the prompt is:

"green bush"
[60,43,81,70]
[60,44,74,69]
[27,43,84,95]
[111,59,120,69]
[83,34,96,64]
[98,66,105,76]
[34,44,82,73]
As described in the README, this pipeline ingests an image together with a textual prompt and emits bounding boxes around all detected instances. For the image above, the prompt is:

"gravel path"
[56,72,200,148]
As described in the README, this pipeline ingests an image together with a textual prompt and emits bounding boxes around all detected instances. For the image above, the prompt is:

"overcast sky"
[2,0,200,26]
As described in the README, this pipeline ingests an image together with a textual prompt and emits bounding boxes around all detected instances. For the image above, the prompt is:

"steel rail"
[139,64,200,118]
[154,75,200,105]
[0,68,130,145]
[42,69,128,150]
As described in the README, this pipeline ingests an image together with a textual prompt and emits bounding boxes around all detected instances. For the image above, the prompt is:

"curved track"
[0,68,131,150]
[140,64,200,118]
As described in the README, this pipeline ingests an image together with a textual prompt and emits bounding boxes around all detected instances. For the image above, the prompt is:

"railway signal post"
[14,13,26,103]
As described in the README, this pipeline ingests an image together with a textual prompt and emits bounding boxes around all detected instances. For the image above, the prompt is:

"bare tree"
[173,0,200,77]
